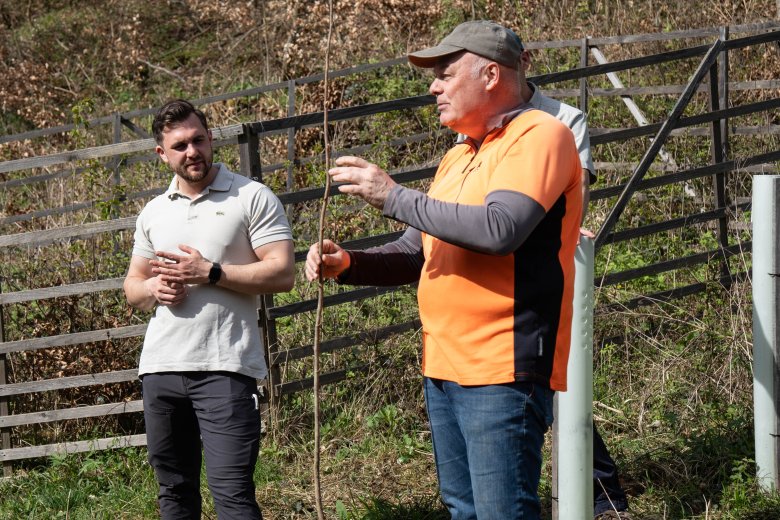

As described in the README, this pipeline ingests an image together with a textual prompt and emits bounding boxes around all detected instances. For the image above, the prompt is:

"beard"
[174,158,213,183]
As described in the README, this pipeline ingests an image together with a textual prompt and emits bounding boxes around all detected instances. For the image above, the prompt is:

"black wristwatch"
[208,262,222,284]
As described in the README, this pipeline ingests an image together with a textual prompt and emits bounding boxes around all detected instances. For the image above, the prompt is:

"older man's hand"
[328,156,396,210]
[305,239,350,282]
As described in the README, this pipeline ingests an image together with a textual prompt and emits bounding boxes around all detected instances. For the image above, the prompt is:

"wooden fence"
[0,22,779,474]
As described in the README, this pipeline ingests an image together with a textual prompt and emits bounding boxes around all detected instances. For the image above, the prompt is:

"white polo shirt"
[132,163,292,379]
[528,82,596,181]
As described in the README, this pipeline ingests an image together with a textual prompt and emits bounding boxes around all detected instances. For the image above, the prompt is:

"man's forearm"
[339,227,424,286]
[216,257,295,295]
[383,185,546,255]
[123,276,156,311]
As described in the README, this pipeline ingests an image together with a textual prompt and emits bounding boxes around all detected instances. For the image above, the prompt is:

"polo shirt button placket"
[187,200,198,223]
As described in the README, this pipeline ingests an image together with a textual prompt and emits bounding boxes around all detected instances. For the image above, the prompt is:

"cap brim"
[407,44,464,68]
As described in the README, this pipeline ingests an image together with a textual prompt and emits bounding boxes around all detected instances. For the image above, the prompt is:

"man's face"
[429,52,488,136]
[155,113,214,183]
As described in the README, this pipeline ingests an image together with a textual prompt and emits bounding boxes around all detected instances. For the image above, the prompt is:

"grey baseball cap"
[408,20,524,68]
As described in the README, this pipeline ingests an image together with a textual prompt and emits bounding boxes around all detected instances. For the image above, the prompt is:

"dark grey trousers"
[142,372,263,520]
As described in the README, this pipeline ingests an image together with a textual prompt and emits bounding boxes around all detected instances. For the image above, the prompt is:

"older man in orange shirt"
[307,21,581,519]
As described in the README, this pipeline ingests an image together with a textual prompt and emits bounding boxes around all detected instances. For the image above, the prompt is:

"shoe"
[594,512,633,520]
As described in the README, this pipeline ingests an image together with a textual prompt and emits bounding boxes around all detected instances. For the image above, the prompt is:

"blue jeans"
[424,377,555,520]
[142,372,263,520]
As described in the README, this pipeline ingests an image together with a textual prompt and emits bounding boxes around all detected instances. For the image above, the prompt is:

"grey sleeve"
[338,227,424,286]
[383,185,546,256]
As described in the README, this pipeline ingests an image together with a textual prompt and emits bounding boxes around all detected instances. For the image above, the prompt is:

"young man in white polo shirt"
[123,99,294,520]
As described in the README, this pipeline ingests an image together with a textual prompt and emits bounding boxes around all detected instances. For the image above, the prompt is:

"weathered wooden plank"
[272,320,421,365]
[267,285,409,320]
[0,400,143,428]
[0,434,147,462]
[248,95,435,134]
[591,95,780,144]
[278,165,436,206]
[295,57,407,85]
[0,217,135,249]
[598,242,748,287]
[598,271,748,314]
[293,231,405,263]
[0,324,147,356]
[591,149,780,201]
[0,165,86,189]
[535,44,711,86]
[0,369,138,398]
[0,200,97,226]
[0,139,156,174]
[276,364,371,395]
[0,150,156,190]
[0,125,243,175]
[0,187,162,227]
[260,131,440,175]
[0,278,125,306]
[120,117,151,139]
[602,202,751,245]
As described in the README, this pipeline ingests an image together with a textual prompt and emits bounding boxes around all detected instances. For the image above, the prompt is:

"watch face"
[209,263,222,284]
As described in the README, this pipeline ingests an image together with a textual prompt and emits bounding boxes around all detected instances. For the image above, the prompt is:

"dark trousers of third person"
[593,425,629,515]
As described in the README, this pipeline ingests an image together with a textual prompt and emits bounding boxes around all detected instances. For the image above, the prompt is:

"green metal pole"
[752,175,780,491]
[556,237,594,518]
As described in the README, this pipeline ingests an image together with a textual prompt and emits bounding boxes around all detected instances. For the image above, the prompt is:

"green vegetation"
[1,0,780,519]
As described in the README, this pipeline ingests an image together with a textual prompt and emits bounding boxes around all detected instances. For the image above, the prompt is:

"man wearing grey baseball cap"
[306,20,582,519]
[407,19,526,68]
[414,20,632,520]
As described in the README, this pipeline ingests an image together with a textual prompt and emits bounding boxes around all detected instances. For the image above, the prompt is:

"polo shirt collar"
[527,81,542,108]
[457,101,535,149]
[165,162,233,200]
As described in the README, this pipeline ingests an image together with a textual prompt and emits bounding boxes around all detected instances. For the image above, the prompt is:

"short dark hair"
[152,99,209,144]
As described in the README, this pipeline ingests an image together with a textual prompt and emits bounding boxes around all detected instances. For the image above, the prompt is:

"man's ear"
[155,145,169,164]
[519,50,531,73]
[484,62,500,91]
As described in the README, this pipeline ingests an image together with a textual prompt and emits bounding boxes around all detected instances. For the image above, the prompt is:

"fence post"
[261,296,281,411]
[579,37,589,114]
[553,237,595,519]
[259,294,280,429]
[752,175,780,492]
[708,27,731,281]
[110,113,123,222]
[286,79,296,193]
[237,123,273,426]
[0,284,11,476]
[238,124,262,182]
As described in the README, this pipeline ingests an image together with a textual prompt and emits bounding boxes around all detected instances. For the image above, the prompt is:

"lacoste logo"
[216,211,225,216]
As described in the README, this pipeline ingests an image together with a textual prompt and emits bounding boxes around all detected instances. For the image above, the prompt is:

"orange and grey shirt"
[341,107,582,390]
